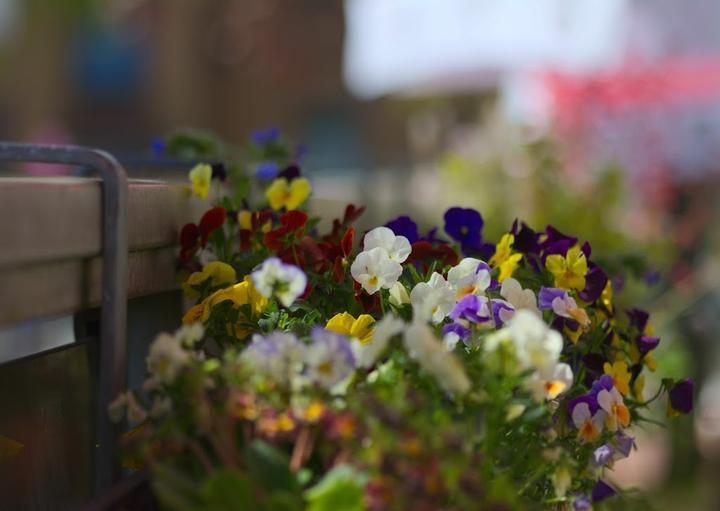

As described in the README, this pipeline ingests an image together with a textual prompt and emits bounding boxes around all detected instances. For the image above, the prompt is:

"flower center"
[459,226,469,236]
[368,276,379,286]
[318,360,333,375]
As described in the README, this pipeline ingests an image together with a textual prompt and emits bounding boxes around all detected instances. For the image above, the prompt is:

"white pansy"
[528,362,574,402]
[503,309,563,373]
[241,331,306,385]
[551,294,591,328]
[146,332,191,384]
[175,322,205,348]
[410,272,455,324]
[363,226,411,263]
[447,257,491,299]
[403,320,471,395]
[388,281,411,307]
[252,257,307,307]
[305,328,356,390]
[350,247,403,295]
[352,314,405,368]
[500,277,540,316]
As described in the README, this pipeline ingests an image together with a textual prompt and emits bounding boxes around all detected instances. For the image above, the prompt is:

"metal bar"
[0,143,128,494]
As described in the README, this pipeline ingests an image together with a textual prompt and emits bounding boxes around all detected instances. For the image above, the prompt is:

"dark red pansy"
[198,206,227,245]
[180,223,200,261]
[340,227,354,257]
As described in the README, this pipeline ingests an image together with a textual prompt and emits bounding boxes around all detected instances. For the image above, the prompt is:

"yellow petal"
[286,177,311,210]
[204,261,237,287]
[350,314,376,344]
[266,178,290,210]
[237,210,252,230]
[326,312,356,336]
[189,163,212,199]
[545,254,565,276]
[182,304,205,325]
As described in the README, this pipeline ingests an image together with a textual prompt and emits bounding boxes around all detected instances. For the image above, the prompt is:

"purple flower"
[568,394,599,416]
[590,374,614,397]
[627,308,649,332]
[279,164,302,181]
[211,163,227,182]
[442,323,471,344]
[592,444,615,467]
[573,496,592,510]
[449,295,490,324]
[255,161,280,180]
[539,225,577,258]
[514,222,540,254]
[251,126,279,145]
[538,287,567,310]
[386,215,419,244]
[491,299,514,327]
[578,265,609,303]
[669,378,694,414]
[636,335,660,355]
[591,480,616,502]
[150,137,166,156]
[444,207,484,248]
[615,433,635,458]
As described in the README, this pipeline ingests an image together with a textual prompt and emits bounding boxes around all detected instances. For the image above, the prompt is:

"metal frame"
[0,143,128,493]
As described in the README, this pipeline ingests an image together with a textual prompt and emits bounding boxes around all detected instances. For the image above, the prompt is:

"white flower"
[388,281,411,307]
[410,272,455,324]
[362,226,411,263]
[241,331,306,385]
[500,277,539,316]
[352,314,405,368]
[447,258,491,299]
[528,362,574,401]
[305,328,355,389]
[146,332,191,384]
[503,309,563,373]
[597,386,630,431]
[572,402,605,443]
[550,293,590,328]
[252,257,307,307]
[175,322,205,348]
[350,247,403,295]
[403,320,470,395]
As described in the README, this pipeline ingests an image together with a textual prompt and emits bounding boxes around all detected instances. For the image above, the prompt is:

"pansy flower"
[264,210,308,252]
[597,386,630,431]
[385,215,419,244]
[444,207,494,257]
[539,287,590,328]
[326,312,375,345]
[603,360,631,396]
[251,257,307,307]
[410,272,456,324]
[571,401,605,443]
[189,163,213,199]
[539,225,577,258]
[179,206,227,261]
[546,245,588,291]
[591,480,616,502]
[578,264,609,303]
[449,294,491,324]
[447,258,492,299]
[183,261,236,298]
[304,328,355,389]
[266,177,311,211]
[668,378,694,416]
[500,277,539,316]
[362,227,411,264]
[350,247,403,295]
[489,233,523,282]
[442,323,471,349]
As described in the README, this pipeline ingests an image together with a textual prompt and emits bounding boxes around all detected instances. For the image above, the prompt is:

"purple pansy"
[442,323,471,344]
[491,299,514,327]
[514,222,540,254]
[591,480,617,502]
[251,126,280,145]
[669,378,694,414]
[539,287,567,310]
[449,295,490,324]
[615,433,635,458]
[539,225,577,258]
[573,496,592,510]
[636,335,660,355]
[386,215,419,244]
[627,308,649,332]
[278,164,301,181]
[255,161,280,180]
[444,207,484,250]
[578,265,609,303]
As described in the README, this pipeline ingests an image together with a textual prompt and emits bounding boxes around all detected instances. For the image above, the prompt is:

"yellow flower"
[189,163,212,199]
[498,253,523,282]
[237,210,252,230]
[182,303,205,325]
[326,312,375,344]
[545,245,588,291]
[601,281,614,313]
[603,360,631,396]
[183,261,237,297]
[489,233,514,268]
[266,177,311,211]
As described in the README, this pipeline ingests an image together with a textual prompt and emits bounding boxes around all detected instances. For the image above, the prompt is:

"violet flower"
[386,215,419,244]
[669,378,694,414]
[449,294,491,324]
[539,287,567,310]
[251,126,279,145]
[636,335,660,355]
[255,161,280,180]
[578,265,609,303]
[591,480,616,502]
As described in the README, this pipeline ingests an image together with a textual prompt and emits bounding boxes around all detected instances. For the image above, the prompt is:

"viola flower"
[146,331,191,385]
[539,287,590,328]
[491,299,515,327]
[305,328,355,389]
[241,331,306,385]
[597,386,630,431]
[410,272,456,324]
[668,378,694,416]
[447,257,491,299]
[449,294,491,324]
[444,207,484,249]
[512,221,540,255]
[183,261,236,298]
[251,126,279,145]
[546,245,588,291]
[264,210,308,252]
[636,335,660,355]
[251,257,307,307]
[362,226,411,263]
[529,362,574,401]
[189,163,213,199]
[385,215,419,244]
[500,277,539,316]
[603,360,631,396]
[255,161,280,180]
[388,281,411,307]
[489,233,523,282]
[351,314,404,368]
[350,247,403,295]
[266,177,311,211]
[539,225,577,258]
[179,206,227,261]
[326,312,375,345]
[571,402,605,443]
[442,323,470,350]
[592,444,615,467]
[591,480,616,502]
[578,264,609,303]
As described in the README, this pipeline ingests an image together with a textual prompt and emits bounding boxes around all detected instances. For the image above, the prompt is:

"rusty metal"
[0,143,128,494]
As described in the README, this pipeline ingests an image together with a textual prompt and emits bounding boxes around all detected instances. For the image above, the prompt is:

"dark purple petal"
[444,207,483,246]
[568,394,599,416]
[278,164,301,181]
[539,287,567,310]
[591,480,617,502]
[590,375,615,397]
[491,300,514,327]
[592,444,615,467]
[442,323,470,341]
[540,225,577,258]
[627,308,649,332]
[514,222,540,254]
[255,161,280,180]
[581,241,592,258]
[669,378,694,414]
[578,265,608,303]
[636,335,660,355]
[386,216,419,244]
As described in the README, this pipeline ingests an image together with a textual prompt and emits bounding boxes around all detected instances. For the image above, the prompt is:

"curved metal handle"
[0,142,128,493]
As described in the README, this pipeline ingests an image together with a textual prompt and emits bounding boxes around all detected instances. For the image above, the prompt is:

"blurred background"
[1,0,720,509]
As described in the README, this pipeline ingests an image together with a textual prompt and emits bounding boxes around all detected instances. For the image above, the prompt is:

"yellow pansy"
[600,281,614,313]
[603,360,631,396]
[237,210,252,230]
[628,343,657,372]
[489,234,523,282]
[189,163,212,199]
[498,253,523,282]
[326,312,375,344]
[266,177,311,211]
[545,245,588,291]
[183,261,237,297]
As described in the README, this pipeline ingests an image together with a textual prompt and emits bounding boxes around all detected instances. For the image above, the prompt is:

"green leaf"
[304,464,367,511]
[243,440,299,495]
[151,463,206,511]
[201,470,255,511]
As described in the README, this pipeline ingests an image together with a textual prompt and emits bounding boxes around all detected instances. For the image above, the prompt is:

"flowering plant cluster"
[112,129,693,510]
